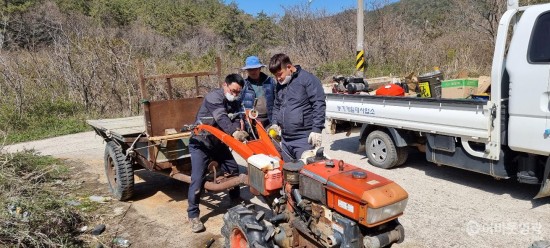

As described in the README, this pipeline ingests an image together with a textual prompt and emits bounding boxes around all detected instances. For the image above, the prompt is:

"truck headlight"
[367,198,408,225]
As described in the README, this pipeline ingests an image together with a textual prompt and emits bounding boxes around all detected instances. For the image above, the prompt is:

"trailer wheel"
[365,130,398,169]
[221,204,273,248]
[395,147,409,167]
[104,141,134,201]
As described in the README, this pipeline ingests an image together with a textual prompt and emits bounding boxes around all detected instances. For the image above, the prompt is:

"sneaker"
[189,217,205,233]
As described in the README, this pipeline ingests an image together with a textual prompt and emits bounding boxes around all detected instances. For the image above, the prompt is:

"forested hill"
[0,0,549,142]
[2,0,279,60]
[2,0,548,76]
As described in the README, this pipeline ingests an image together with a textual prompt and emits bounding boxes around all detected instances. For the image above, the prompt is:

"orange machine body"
[195,119,283,196]
[194,121,281,161]
[301,160,408,227]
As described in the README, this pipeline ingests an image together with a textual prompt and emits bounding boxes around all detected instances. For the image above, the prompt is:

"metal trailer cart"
[87,58,247,201]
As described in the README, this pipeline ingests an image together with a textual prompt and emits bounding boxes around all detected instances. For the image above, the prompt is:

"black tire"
[365,130,398,169]
[104,141,134,201]
[395,147,409,167]
[221,204,274,248]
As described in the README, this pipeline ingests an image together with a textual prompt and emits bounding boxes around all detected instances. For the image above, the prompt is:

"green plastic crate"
[441,79,478,98]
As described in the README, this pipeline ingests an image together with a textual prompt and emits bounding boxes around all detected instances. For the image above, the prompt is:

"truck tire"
[221,204,274,248]
[104,141,134,201]
[395,147,409,167]
[365,130,398,169]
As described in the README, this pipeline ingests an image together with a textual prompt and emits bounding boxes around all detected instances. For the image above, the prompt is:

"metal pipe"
[269,212,289,225]
[169,172,248,192]
[292,189,303,207]
[363,224,405,248]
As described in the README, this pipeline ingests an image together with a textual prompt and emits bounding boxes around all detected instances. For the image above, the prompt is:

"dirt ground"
[6,130,550,248]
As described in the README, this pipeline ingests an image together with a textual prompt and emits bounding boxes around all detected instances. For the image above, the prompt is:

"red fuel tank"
[375,84,405,96]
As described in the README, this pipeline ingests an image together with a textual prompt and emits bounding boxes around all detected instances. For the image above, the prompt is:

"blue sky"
[222,0,361,16]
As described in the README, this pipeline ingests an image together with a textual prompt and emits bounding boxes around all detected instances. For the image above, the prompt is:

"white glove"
[308,132,322,148]
[265,124,280,142]
[232,130,249,142]
[268,124,281,133]
[267,124,281,137]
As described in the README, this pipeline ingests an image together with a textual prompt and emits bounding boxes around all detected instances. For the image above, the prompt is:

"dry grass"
[0,147,87,247]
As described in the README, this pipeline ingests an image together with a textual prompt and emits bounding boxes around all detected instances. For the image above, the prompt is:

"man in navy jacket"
[240,56,276,127]
[268,53,326,162]
[187,74,248,233]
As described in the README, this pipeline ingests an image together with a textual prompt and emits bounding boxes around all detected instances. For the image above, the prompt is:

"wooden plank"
[144,71,215,81]
[86,116,145,137]
[148,132,192,141]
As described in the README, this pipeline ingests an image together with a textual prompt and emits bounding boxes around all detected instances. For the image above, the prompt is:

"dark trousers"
[187,137,239,218]
[281,136,313,162]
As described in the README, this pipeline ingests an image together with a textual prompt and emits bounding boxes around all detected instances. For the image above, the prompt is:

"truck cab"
[507,5,550,156]
[325,3,550,198]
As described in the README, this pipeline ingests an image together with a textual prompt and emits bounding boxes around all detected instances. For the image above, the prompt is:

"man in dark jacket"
[240,56,276,127]
[268,53,326,162]
[187,74,248,233]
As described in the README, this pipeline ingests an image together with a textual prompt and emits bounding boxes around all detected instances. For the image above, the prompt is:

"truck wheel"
[365,130,398,169]
[104,141,134,201]
[221,204,273,248]
[395,147,409,167]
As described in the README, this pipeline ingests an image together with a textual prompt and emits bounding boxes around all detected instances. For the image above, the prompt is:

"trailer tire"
[222,204,273,248]
[365,130,398,169]
[395,147,409,167]
[104,141,134,201]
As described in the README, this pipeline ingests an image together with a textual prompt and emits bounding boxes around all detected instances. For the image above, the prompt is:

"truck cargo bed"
[326,93,491,141]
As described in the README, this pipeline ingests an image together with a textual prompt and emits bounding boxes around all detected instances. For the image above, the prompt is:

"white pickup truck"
[325,3,550,198]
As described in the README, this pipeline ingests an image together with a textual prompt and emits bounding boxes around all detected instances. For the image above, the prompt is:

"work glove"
[267,124,281,136]
[232,130,249,142]
[227,112,241,121]
[267,124,282,141]
[308,132,322,148]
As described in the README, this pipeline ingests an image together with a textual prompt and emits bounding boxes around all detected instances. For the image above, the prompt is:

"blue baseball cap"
[242,56,265,70]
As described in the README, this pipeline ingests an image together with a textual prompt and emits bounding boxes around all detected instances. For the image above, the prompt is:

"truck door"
[507,8,550,155]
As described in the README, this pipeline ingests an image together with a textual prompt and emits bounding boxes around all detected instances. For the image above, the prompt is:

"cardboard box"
[477,76,491,94]
[441,79,478,99]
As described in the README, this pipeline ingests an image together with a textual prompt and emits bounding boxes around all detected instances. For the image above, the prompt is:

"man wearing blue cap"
[240,56,277,127]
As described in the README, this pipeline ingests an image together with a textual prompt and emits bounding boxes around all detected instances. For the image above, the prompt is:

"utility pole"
[356,0,365,78]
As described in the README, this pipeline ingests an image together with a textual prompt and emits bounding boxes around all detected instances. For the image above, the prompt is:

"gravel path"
[6,130,550,247]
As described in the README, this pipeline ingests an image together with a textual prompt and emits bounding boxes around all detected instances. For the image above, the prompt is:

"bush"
[315,58,356,80]
[0,100,89,143]
[0,150,85,247]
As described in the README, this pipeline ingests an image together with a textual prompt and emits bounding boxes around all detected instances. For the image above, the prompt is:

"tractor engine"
[274,154,408,248]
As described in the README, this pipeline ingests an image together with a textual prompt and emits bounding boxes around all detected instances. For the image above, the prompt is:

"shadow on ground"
[132,170,188,202]
[395,151,550,207]
[330,136,362,154]
[131,165,272,222]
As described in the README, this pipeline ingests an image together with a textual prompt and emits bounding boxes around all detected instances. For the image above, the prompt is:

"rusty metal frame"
[136,57,222,170]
